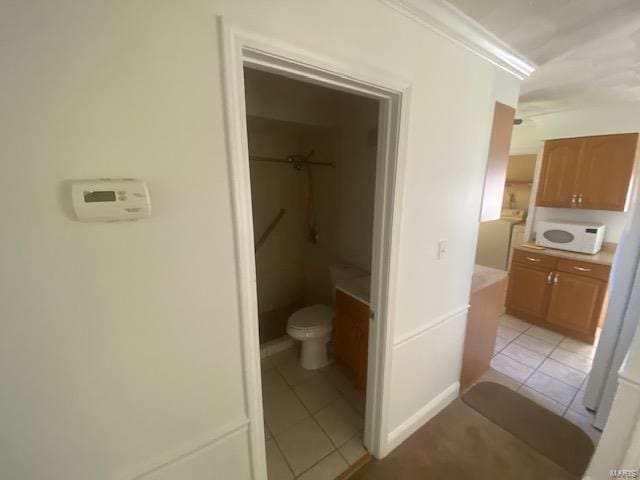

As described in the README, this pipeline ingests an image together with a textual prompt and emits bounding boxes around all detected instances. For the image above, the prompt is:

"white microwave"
[535,220,605,254]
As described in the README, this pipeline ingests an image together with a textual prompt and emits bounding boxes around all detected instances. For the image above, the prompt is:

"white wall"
[511,104,640,243]
[0,0,509,478]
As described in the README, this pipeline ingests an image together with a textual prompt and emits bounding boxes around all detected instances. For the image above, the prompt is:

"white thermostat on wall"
[71,178,151,222]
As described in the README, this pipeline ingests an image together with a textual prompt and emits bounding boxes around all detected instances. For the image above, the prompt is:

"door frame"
[218,17,412,479]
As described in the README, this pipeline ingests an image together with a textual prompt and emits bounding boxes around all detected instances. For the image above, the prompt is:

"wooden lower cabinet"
[506,250,610,344]
[547,272,606,340]
[334,290,370,390]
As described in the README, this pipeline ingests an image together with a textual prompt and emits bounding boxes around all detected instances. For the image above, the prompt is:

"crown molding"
[379,0,536,79]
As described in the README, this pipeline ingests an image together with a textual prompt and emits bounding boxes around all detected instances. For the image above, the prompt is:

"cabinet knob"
[571,194,577,206]
[553,273,559,285]
[547,272,553,284]
[577,194,583,206]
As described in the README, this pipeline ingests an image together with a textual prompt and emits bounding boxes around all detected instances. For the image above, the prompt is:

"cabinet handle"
[553,273,559,285]
[526,257,541,262]
[571,194,577,206]
[577,194,583,206]
[547,272,553,284]
[573,266,591,272]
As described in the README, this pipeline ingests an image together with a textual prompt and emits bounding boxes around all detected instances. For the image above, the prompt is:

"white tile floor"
[262,347,367,480]
[479,313,602,443]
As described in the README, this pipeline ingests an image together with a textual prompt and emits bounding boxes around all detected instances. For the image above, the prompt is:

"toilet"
[286,264,369,370]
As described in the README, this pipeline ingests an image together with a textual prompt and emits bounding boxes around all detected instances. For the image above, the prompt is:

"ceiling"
[446,0,640,118]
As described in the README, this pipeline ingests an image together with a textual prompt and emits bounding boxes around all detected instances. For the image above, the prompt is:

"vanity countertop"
[335,275,371,306]
[514,242,617,266]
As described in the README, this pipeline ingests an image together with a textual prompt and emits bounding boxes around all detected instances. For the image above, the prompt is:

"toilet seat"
[287,305,333,337]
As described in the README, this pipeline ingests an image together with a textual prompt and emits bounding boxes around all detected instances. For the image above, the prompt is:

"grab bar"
[255,208,286,252]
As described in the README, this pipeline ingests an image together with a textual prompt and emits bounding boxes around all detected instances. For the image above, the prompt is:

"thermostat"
[71,178,151,222]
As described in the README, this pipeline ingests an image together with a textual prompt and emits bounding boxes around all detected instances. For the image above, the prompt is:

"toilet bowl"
[286,305,333,370]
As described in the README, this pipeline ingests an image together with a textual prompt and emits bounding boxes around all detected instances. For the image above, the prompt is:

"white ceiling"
[446,0,640,118]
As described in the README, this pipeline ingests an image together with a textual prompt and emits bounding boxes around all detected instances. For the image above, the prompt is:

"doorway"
[220,24,409,480]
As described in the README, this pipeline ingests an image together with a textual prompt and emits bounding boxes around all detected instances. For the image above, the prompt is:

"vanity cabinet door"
[334,290,370,390]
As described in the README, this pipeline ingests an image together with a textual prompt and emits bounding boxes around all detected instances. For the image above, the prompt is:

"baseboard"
[386,382,459,453]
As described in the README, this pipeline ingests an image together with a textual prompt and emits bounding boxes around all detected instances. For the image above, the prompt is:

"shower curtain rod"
[249,149,336,168]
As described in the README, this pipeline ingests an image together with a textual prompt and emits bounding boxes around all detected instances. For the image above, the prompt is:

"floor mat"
[462,381,594,476]
[350,383,594,480]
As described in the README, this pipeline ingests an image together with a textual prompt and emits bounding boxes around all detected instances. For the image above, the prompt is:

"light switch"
[438,240,447,259]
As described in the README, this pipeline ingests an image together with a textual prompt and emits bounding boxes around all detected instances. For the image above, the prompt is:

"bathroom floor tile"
[314,397,364,447]
[262,368,289,401]
[513,334,556,356]
[499,314,531,332]
[517,385,566,416]
[558,337,598,359]
[496,325,521,342]
[501,343,546,369]
[538,358,586,388]
[550,348,592,373]
[293,375,340,413]
[275,417,334,476]
[564,409,601,444]
[297,451,349,480]
[338,431,367,465]
[490,353,535,383]
[265,438,294,480]
[525,371,577,406]
[263,389,310,436]
[270,347,300,367]
[526,326,564,345]
[475,368,521,390]
[277,358,321,386]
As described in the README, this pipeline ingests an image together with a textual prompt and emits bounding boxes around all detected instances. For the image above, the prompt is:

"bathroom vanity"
[333,276,371,390]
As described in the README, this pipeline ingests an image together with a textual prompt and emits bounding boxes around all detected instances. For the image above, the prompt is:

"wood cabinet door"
[536,138,584,207]
[334,310,357,368]
[577,133,638,211]
[547,272,605,340]
[353,325,369,390]
[506,263,552,320]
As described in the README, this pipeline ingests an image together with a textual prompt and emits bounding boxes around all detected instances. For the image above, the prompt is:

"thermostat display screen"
[84,190,116,202]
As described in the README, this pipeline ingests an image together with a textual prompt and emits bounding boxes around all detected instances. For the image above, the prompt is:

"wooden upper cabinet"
[536,138,583,207]
[536,133,638,211]
[578,134,638,211]
[480,102,515,221]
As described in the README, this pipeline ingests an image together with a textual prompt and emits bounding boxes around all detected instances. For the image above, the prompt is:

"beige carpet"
[350,382,594,480]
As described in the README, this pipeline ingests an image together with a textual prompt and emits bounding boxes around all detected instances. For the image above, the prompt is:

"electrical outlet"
[438,240,447,259]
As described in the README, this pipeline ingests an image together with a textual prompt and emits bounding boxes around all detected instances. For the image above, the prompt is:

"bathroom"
[244,68,379,478]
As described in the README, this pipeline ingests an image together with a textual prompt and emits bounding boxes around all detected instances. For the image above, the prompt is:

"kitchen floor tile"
[538,358,586,388]
[476,368,521,390]
[297,451,349,480]
[526,326,564,345]
[496,325,522,342]
[558,337,598,359]
[550,348,592,373]
[569,388,595,418]
[266,438,294,480]
[494,336,509,354]
[501,343,546,369]
[518,385,566,415]
[338,432,367,465]
[525,371,578,406]
[263,389,310,436]
[314,397,364,447]
[513,334,556,356]
[564,409,601,444]
[293,375,340,413]
[275,417,334,476]
[490,354,535,383]
[499,314,531,332]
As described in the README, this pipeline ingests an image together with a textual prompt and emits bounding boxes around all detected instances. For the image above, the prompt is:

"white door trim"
[218,17,412,479]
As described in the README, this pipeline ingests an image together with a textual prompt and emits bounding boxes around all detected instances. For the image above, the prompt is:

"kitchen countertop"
[471,265,508,293]
[335,275,371,306]
[514,242,617,266]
